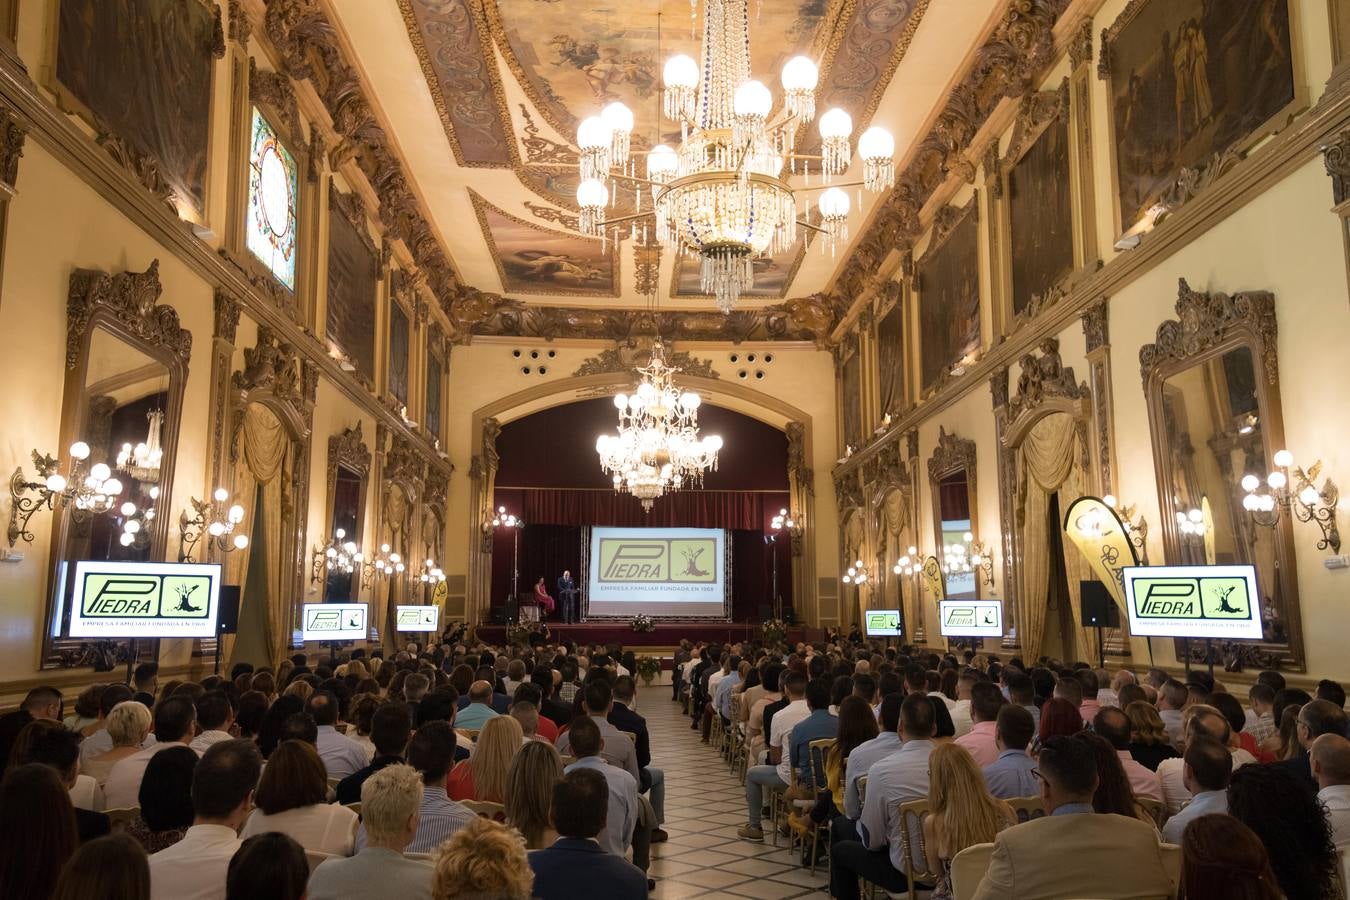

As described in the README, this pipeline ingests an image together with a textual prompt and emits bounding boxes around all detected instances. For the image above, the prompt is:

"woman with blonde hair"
[282,679,314,703]
[447,715,523,803]
[85,700,152,786]
[431,816,533,900]
[922,743,1016,900]
[1125,700,1181,771]
[504,739,563,849]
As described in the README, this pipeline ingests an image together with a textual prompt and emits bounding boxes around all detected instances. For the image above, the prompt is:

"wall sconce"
[1100,495,1150,564]
[893,545,921,577]
[116,485,160,551]
[1240,449,1341,553]
[841,559,871,585]
[942,532,994,587]
[8,443,124,546]
[362,543,406,587]
[310,528,362,584]
[418,559,446,584]
[178,488,249,563]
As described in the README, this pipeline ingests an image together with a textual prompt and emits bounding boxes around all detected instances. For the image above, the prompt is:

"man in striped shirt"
[357,720,474,854]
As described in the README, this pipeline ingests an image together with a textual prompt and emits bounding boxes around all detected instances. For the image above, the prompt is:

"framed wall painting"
[917,200,981,392]
[389,300,410,409]
[876,300,905,418]
[841,344,862,451]
[1102,0,1299,236]
[52,0,218,213]
[425,340,444,443]
[1007,115,1073,318]
[326,184,379,382]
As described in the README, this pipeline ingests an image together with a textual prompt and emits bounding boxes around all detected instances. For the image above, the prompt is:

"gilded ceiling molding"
[466,300,828,345]
[833,0,1070,301]
[94,129,178,212]
[518,104,575,166]
[228,0,253,45]
[1138,279,1278,385]
[1067,18,1092,70]
[523,201,578,232]
[248,57,302,142]
[67,260,192,370]
[572,344,718,379]
[0,100,25,193]
[633,231,662,298]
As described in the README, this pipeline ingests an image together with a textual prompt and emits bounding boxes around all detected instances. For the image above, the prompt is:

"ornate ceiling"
[325,0,1005,315]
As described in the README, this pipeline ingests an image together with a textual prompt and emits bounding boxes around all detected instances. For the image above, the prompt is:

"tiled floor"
[644,687,830,899]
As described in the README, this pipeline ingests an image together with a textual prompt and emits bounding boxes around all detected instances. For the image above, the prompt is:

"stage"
[473,621,820,648]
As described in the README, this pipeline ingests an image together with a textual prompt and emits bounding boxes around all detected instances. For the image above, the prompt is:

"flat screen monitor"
[1122,564,1262,639]
[939,600,1004,638]
[300,603,368,642]
[68,560,222,638]
[863,609,902,637]
[395,605,440,632]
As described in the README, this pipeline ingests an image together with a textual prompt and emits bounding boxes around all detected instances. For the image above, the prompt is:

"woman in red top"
[532,577,555,617]
[447,716,523,804]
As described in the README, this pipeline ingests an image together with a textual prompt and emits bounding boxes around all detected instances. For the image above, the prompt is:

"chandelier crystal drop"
[566,0,895,313]
[596,341,722,511]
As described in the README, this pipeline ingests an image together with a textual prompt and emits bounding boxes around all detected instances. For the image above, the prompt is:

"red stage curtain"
[495,488,790,531]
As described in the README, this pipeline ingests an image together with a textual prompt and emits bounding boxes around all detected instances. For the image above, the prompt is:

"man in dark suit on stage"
[556,570,579,624]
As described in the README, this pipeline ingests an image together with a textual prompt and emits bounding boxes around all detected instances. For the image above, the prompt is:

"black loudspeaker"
[488,606,507,625]
[217,585,241,635]
[503,595,518,623]
[1080,581,1119,628]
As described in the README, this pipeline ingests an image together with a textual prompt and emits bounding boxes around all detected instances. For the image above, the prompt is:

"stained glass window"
[246,107,298,290]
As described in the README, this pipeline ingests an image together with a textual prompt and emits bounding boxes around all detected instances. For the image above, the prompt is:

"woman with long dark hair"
[1178,814,1281,900]
[255,694,304,759]
[0,763,79,900]
[792,695,878,835]
[1078,731,1153,824]
[1228,763,1339,898]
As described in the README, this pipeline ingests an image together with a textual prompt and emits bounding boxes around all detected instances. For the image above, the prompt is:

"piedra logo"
[597,538,716,583]
[944,606,977,627]
[81,574,212,619]
[1131,576,1252,620]
[306,607,365,632]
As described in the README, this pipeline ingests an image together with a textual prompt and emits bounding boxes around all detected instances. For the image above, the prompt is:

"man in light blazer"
[529,768,647,900]
[972,733,1174,900]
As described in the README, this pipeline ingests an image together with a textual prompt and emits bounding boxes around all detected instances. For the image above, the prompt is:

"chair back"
[620,731,638,746]
[1005,795,1046,823]
[1341,847,1350,900]
[559,755,576,768]
[343,801,362,816]
[405,851,432,861]
[857,774,868,806]
[897,798,939,893]
[462,800,505,820]
[807,738,835,791]
[1137,796,1167,828]
[949,842,995,900]
[1160,843,1182,896]
[457,728,481,743]
[304,849,335,874]
[104,807,140,828]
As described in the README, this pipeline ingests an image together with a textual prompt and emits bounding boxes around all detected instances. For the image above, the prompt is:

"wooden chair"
[619,730,638,746]
[457,728,481,743]
[304,849,335,874]
[857,774,868,807]
[804,738,837,875]
[1004,795,1046,823]
[1160,843,1181,897]
[463,800,505,820]
[1137,796,1167,828]
[343,801,361,816]
[405,852,432,861]
[949,842,995,900]
[897,798,941,900]
[326,776,342,792]
[104,807,140,829]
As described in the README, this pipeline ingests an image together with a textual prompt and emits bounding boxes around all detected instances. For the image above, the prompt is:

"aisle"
[643,685,831,899]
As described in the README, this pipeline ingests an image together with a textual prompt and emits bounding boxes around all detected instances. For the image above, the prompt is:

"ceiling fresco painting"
[470,190,621,298]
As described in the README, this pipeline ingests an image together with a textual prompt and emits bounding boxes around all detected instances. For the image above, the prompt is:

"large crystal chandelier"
[596,341,723,511]
[570,0,896,313]
[116,409,165,483]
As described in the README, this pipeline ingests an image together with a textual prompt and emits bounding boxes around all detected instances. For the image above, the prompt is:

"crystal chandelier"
[116,410,165,483]
[569,0,896,313]
[596,341,722,511]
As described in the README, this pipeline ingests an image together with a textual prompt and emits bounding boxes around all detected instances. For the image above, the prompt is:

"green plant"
[761,618,787,645]
[635,655,661,685]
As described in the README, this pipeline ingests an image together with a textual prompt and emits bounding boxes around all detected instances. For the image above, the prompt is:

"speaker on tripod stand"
[1080,581,1119,669]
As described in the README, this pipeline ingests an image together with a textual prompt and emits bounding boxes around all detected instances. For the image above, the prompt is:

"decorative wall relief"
[326,184,379,382]
[1101,0,1296,234]
[917,199,980,391]
[53,0,220,212]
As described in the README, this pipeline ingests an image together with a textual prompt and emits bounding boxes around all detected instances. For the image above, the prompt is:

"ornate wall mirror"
[324,425,370,602]
[44,262,190,668]
[1141,280,1302,670]
[928,427,979,601]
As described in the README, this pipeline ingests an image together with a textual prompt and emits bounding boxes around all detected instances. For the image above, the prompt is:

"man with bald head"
[455,680,502,730]
[1156,704,1254,815]
[1313,733,1350,847]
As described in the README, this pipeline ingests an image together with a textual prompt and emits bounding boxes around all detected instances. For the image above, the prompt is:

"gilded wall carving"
[66,260,192,370]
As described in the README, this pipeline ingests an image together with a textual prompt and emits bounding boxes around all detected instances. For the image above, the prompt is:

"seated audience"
[528,768,647,900]
[10,719,108,824]
[563,715,637,859]
[1093,707,1162,801]
[125,746,198,853]
[796,695,876,833]
[1228,762,1339,900]
[1312,732,1350,847]
[346,694,380,761]
[372,720,475,853]
[1157,679,1188,748]
[233,691,268,742]
[336,702,414,805]
[1078,731,1153,824]
[1033,697,1083,751]
[256,695,303,760]
[1207,691,1269,763]
[981,704,1037,800]
[1157,704,1253,815]
[105,697,197,809]
[148,740,262,900]
[448,714,523,803]
[1178,814,1281,900]
[1269,702,1304,760]
[431,816,533,900]
[970,735,1172,900]
[188,692,235,755]
[0,763,78,900]
[1123,701,1180,771]
[52,833,149,900]
[609,676,665,836]
[1276,698,1347,788]
[740,669,809,842]
[1244,682,1277,745]
[787,678,840,792]
[555,680,640,780]
[307,691,367,779]
[241,739,357,857]
[0,686,63,770]
[308,764,432,900]
[843,693,904,818]
[922,743,1015,899]
[505,739,565,849]
[224,832,307,900]
[455,681,502,731]
[953,682,1004,767]
[79,686,138,768]
[829,694,935,900]
[1161,736,1231,844]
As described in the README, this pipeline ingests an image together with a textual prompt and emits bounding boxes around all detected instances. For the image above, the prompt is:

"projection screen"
[586,527,728,619]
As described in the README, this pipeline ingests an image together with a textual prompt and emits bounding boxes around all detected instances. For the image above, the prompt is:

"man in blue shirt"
[713,655,742,723]
[982,704,1038,800]
[790,678,839,786]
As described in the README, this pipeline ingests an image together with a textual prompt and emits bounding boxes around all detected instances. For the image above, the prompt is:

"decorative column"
[989,365,1020,649]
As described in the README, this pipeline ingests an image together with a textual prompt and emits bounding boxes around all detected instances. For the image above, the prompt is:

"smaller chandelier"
[178,488,249,563]
[310,528,362,585]
[117,410,165,483]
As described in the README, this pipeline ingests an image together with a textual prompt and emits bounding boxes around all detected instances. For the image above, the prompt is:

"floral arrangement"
[635,655,661,684]
[506,623,533,645]
[630,614,656,633]
[761,618,788,645]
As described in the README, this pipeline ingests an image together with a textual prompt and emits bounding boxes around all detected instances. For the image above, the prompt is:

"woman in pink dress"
[533,577,555,617]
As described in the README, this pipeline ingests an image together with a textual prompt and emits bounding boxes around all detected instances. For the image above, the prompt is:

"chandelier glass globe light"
[596,341,722,511]
[567,0,895,313]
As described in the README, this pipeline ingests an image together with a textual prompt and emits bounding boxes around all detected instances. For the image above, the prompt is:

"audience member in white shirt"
[737,672,808,841]
[307,690,369,779]
[149,739,262,900]
[1157,705,1253,815]
[1313,732,1350,848]
[240,739,358,857]
[188,691,235,755]
[85,700,154,786]
[1160,736,1230,844]
[105,696,198,810]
